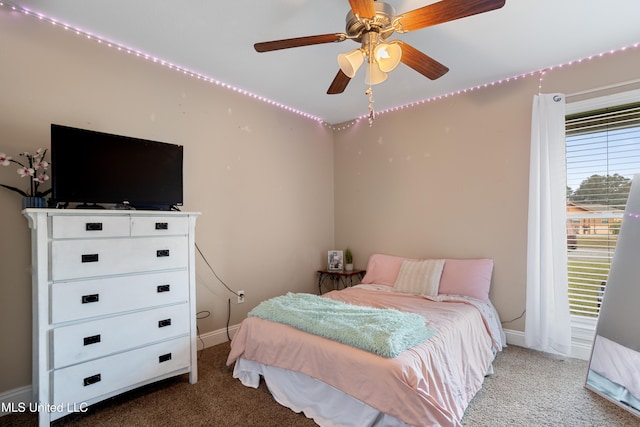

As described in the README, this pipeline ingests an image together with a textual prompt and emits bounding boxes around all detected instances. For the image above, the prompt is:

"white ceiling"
[8,0,640,124]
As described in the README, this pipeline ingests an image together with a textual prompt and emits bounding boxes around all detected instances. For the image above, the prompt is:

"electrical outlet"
[237,290,245,304]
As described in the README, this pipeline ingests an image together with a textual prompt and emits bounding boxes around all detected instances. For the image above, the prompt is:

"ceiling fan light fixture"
[337,49,365,78]
[374,42,402,72]
[364,60,387,85]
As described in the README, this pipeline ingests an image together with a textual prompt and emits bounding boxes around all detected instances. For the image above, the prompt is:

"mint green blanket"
[248,292,435,358]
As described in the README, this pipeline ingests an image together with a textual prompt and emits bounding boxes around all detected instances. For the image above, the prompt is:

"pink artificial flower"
[17,167,34,177]
[34,174,49,183]
[0,153,11,166]
[35,160,49,170]
[2,148,50,198]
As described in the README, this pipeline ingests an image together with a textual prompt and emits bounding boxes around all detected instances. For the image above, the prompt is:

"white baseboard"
[197,323,241,350]
[503,328,526,347]
[569,340,593,361]
[503,328,592,360]
[0,385,32,417]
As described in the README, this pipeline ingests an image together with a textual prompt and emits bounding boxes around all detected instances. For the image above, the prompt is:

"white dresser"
[23,209,199,426]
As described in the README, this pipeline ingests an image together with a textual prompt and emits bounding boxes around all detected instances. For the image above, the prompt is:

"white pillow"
[393,259,445,297]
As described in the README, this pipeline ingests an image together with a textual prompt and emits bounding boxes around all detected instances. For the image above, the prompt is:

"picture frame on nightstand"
[327,250,344,271]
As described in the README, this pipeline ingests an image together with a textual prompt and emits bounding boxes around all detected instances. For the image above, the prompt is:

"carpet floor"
[1,342,638,426]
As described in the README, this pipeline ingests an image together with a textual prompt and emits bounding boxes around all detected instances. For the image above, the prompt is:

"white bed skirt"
[233,357,411,427]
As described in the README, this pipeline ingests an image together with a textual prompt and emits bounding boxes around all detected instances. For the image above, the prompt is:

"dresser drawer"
[51,215,130,239]
[51,236,188,280]
[53,303,189,369]
[52,335,191,406]
[130,216,189,236]
[51,270,189,323]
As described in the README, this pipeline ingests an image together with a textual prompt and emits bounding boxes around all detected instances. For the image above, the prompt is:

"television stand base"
[113,202,136,210]
[76,203,106,209]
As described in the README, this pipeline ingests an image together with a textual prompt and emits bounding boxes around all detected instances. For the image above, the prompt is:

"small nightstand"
[317,269,366,294]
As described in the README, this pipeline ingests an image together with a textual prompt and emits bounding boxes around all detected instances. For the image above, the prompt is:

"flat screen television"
[51,124,183,210]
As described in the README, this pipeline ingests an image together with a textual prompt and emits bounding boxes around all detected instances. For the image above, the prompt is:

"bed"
[226,254,505,427]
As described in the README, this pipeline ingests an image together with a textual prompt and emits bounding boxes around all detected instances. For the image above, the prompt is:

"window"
[565,91,640,327]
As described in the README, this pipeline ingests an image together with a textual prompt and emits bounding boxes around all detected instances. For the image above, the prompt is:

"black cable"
[196,310,211,359]
[226,299,232,341]
[501,309,526,324]
[195,243,236,342]
[195,242,238,297]
[172,214,236,344]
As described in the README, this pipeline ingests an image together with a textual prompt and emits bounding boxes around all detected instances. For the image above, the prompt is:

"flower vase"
[22,197,46,209]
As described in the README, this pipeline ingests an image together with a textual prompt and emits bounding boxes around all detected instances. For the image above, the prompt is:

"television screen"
[51,124,183,210]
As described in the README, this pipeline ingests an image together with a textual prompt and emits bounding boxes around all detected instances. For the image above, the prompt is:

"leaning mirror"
[585,173,640,417]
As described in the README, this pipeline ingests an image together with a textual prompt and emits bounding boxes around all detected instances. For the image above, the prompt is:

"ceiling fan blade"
[254,33,346,52]
[348,0,376,18]
[327,70,352,94]
[398,42,449,80]
[395,0,506,33]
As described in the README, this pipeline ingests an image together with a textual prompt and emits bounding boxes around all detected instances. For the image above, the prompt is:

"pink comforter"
[227,286,500,427]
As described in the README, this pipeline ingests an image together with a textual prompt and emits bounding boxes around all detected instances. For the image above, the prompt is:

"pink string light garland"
[2,1,639,130]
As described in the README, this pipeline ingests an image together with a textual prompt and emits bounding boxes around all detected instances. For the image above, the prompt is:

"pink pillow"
[438,259,494,301]
[361,254,416,286]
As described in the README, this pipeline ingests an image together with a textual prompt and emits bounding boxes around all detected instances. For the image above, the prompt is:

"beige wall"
[0,11,334,393]
[2,6,640,397]
[334,47,640,334]
[333,79,533,331]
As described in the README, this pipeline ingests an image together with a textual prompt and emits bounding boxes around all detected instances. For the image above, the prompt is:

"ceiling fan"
[254,0,506,95]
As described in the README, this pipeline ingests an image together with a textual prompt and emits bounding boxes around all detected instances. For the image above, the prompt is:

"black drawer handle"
[83,373,101,386]
[157,284,171,293]
[85,222,103,231]
[83,334,101,346]
[81,294,100,304]
[159,353,172,363]
[82,254,99,263]
[158,319,172,328]
[155,222,168,230]
[156,249,170,257]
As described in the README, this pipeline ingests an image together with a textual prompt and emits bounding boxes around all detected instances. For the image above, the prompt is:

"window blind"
[565,102,640,318]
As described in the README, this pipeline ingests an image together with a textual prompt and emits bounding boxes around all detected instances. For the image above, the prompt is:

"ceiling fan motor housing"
[345,2,396,42]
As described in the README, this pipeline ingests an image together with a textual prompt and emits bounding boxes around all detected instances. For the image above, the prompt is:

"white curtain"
[525,93,572,356]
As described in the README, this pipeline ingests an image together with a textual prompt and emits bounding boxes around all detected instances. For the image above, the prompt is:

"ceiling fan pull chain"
[366,87,375,126]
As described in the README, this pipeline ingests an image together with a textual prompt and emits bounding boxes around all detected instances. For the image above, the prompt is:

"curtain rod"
[566,78,640,99]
